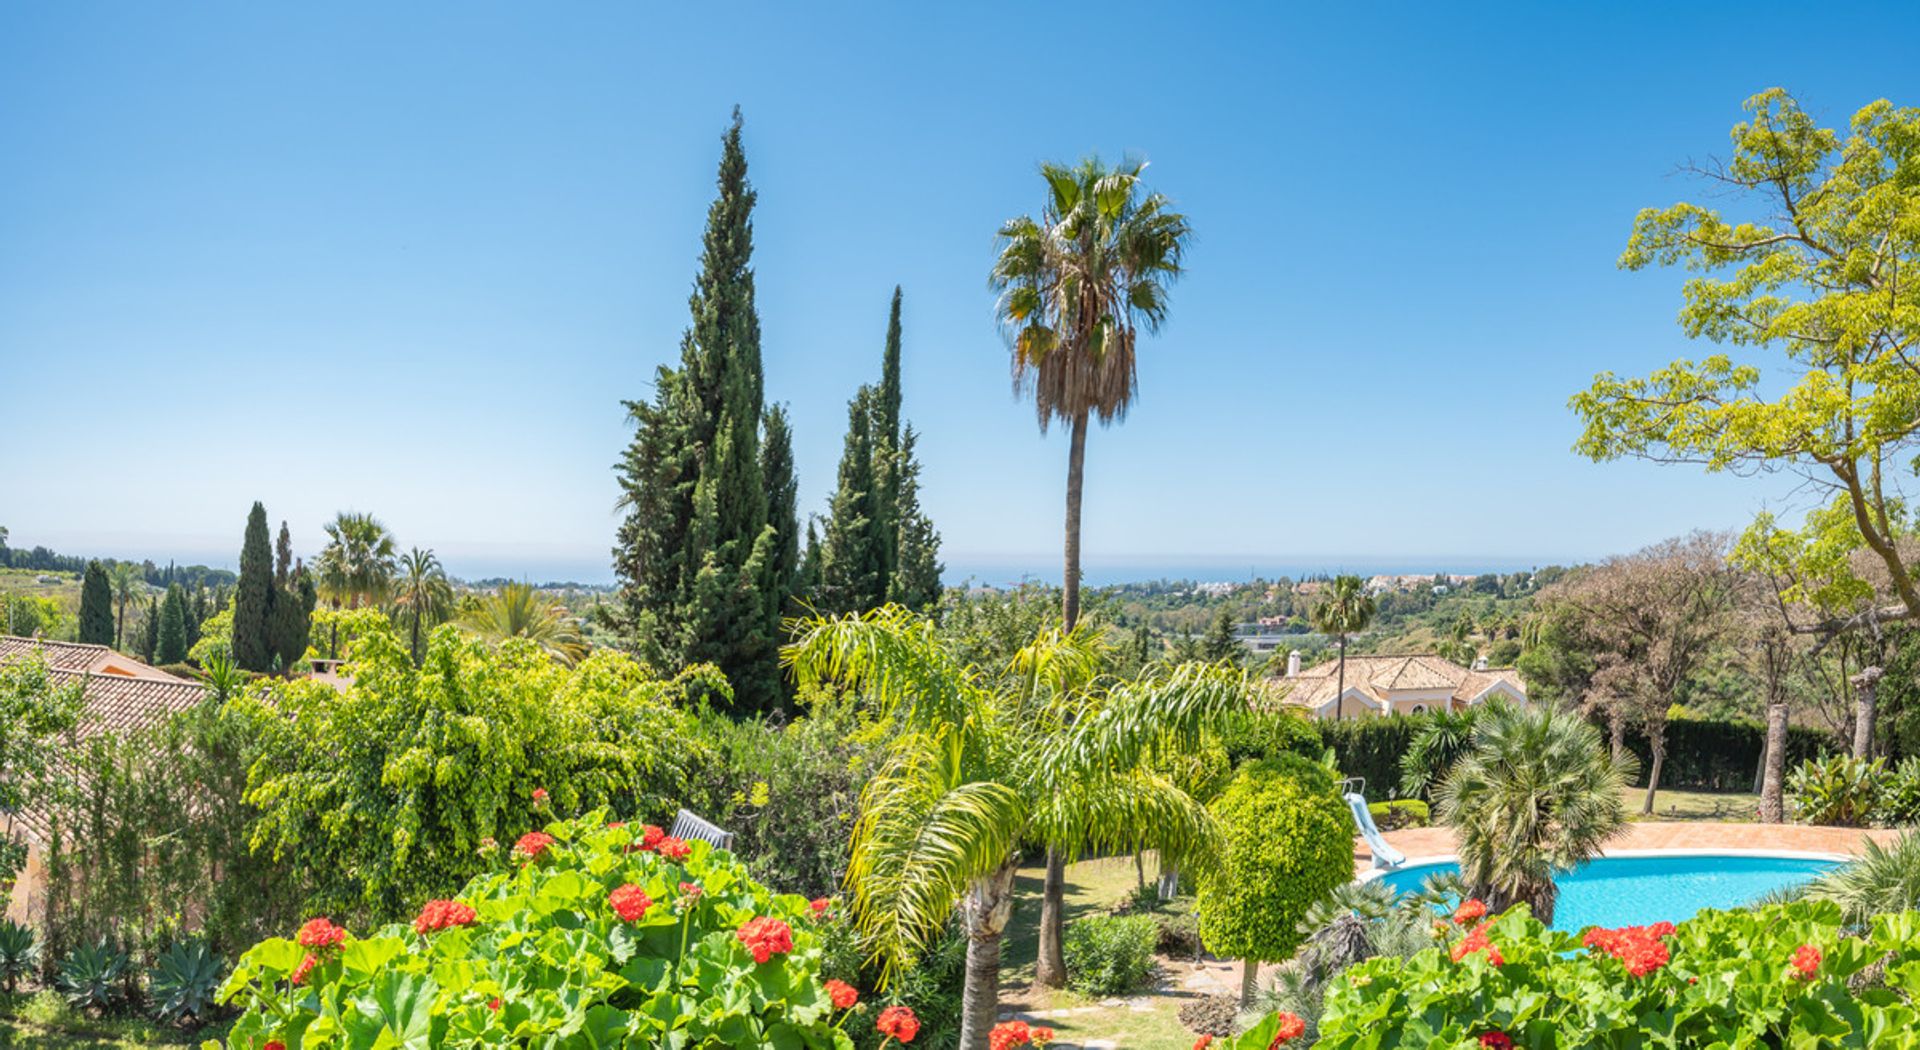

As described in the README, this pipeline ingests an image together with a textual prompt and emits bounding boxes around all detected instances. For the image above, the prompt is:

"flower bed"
[214,811,871,1048]
[1234,898,1920,1047]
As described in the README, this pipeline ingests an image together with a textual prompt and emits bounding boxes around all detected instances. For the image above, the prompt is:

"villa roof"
[1271,653,1525,713]
[0,635,187,681]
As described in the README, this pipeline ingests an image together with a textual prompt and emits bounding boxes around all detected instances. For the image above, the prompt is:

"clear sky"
[3,3,1916,585]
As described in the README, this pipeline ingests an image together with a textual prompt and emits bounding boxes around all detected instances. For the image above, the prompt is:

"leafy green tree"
[107,561,143,650]
[1311,575,1376,720]
[0,654,82,903]
[1572,89,1920,639]
[77,561,113,645]
[990,157,1190,632]
[785,609,1246,1047]
[393,547,454,665]
[816,388,886,614]
[612,109,790,714]
[459,583,586,666]
[1197,754,1355,1006]
[237,627,719,922]
[314,511,397,610]
[157,584,189,664]
[233,502,274,672]
[1434,702,1632,925]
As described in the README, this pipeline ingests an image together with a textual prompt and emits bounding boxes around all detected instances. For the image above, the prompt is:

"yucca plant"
[148,938,223,1024]
[0,920,37,994]
[55,939,129,1013]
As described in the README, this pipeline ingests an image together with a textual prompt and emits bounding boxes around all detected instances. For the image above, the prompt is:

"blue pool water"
[1375,854,1842,932]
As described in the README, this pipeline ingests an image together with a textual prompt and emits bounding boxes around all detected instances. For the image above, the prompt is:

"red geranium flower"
[1269,1011,1307,1046]
[291,954,317,986]
[1583,924,1672,976]
[295,917,347,949]
[531,787,549,805]
[1792,944,1822,978]
[265,1043,286,1050]
[1193,1038,1214,1050]
[825,978,859,1010]
[513,831,555,862]
[1032,1026,1054,1046]
[877,1005,920,1044]
[413,899,477,935]
[810,896,832,919]
[736,916,795,964]
[657,836,692,862]
[1453,898,1488,926]
[609,883,653,923]
[487,997,501,1012]
[608,821,626,829]
[1450,926,1504,966]
[1480,1033,1514,1049]
[678,881,702,897]
[989,1020,1031,1050]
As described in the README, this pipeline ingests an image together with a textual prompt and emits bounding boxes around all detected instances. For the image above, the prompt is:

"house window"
[1410,704,1427,714]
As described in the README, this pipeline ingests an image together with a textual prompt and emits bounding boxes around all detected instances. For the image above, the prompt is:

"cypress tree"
[157,584,188,664]
[234,501,275,671]
[139,596,159,662]
[873,288,905,586]
[78,560,114,645]
[760,403,801,615]
[817,388,887,614]
[272,566,317,673]
[888,426,945,611]
[612,109,792,713]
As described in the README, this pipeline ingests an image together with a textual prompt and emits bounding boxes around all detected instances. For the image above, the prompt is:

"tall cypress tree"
[612,109,792,713]
[138,596,159,663]
[817,387,887,614]
[78,561,114,645]
[889,426,945,611]
[272,566,317,673]
[234,502,275,671]
[873,288,905,586]
[761,403,801,615]
[157,583,188,664]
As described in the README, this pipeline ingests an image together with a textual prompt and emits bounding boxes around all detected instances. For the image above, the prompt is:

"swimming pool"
[1371,852,1845,932]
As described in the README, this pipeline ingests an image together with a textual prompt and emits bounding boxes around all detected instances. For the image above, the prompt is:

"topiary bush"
[1061,914,1159,997]
[215,811,860,1049]
[1197,754,1355,973]
[1367,799,1430,830]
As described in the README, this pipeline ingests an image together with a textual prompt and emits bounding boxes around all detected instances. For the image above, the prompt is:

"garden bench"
[669,808,736,851]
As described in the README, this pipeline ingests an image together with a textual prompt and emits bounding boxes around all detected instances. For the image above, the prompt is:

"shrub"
[1878,757,1920,826]
[1061,914,1159,997]
[1319,715,1424,800]
[1151,905,1203,960]
[0,920,37,994]
[1234,900,1920,1048]
[217,811,854,1049]
[1197,755,1355,968]
[55,940,129,1013]
[1215,708,1324,767]
[147,938,224,1024]
[1367,799,1429,830]
[1620,715,1830,791]
[1788,753,1884,827]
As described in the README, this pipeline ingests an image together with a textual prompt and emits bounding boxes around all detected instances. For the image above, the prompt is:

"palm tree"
[1434,702,1633,925]
[785,608,1246,1050]
[1800,832,1920,924]
[1310,575,1375,720]
[108,562,144,650]
[314,512,398,610]
[392,547,454,664]
[989,157,1190,634]
[458,582,586,666]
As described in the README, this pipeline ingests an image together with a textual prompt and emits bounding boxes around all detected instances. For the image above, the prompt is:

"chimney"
[1473,653,1488,671]
[1286,650,1301,678]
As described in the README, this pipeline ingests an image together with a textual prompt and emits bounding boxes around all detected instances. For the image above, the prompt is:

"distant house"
[0,637,208,924]
[1270,650,1526,720]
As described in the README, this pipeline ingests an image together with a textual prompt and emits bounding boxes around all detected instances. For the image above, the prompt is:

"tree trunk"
[1134,851,1145,890]
[1062,409,1089,632]
[1156,851,1179,900]
[1239,957,1260,1008]
[1608,708,1625,762]
[1641,735,1665,816]
[1760,701,1787,823]
[1852,667,1883,760]
[957,862,1018,1050]
[1334,637,1347,721]
[1034,847,1068,989]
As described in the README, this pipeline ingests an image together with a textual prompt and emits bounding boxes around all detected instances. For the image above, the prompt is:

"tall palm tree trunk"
[1760,700,1788,822]
[1334,636,1347,721]
[959,863,1018,1050]
[1061,408,1089,631]
[1034,847,1068,988]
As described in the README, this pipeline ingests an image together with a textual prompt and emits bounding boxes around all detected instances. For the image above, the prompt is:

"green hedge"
[1320,715,1424,801]
[1368,799,1430,830]
[1620,716,1832,792]
[1062,914,1160,997]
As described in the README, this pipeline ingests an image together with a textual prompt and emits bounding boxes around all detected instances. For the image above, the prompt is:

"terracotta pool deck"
[1357,821,1902,873]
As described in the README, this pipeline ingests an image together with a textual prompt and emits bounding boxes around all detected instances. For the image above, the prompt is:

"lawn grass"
[1625,786,1761,823]
[0,991,225,1048]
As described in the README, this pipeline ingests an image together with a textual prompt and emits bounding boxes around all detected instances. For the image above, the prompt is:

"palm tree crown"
[459,582,586,666]
[1310,575,1375,720]
[393,547,454,664]
[315,512,398,610]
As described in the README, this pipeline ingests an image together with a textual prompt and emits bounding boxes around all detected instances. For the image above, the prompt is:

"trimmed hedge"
[1620,716,1832,792]
[1368,799,1430,830]
[1197,755,1355,965]
[1320,715,1424,801]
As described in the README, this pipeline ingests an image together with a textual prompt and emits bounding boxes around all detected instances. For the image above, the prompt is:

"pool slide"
[1343,779,1405,870]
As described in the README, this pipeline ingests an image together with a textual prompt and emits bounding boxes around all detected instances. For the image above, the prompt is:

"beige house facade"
[1272,651,1527,720]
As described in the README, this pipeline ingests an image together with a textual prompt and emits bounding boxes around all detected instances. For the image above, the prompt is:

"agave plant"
[55,940,129,1013]
[0,920,37,994]
[148,938,224,1023]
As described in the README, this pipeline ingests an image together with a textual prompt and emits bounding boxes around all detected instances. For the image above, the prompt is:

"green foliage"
[1213,707,1324,768]
[146,938,224,1024]
[1200,607,1242,665]
[886,426,943,613]
[816,387,888,615]
[1787,753,1885,827]
[304,606,392,662]
[1061,914,1159,997]
[55,940,129,1013]
[1879,757,1920,826]
[1619,715,1830,791]
[1398,708,1477,799]
[185,601,234,668]
[156,584,188,664]
[1803,832,1920,924]
[1197,754,1354,964]
[1319,715,1424,801]
[218,811,853,1050]
[233,502,274,672]
[0,919,39,994]
[1368,799,1430,829]
[1278,901,1920,1048]
[239,627,717,924]
[0,653,82,898]
[78,560,113,646]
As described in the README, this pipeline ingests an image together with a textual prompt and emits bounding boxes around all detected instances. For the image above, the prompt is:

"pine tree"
[139,596,159,662]
[611,109,793,713]
[817,388,887,613]
[888,426,945,611]
[234,502,275,671]
[157,583,188,664]
[78,560,114,645]
[1201,607,1243,665]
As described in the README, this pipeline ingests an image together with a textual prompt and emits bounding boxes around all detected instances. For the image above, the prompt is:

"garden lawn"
[0,992,226,1048]
[997,853,1206,1049]
[1628,787,1760,823]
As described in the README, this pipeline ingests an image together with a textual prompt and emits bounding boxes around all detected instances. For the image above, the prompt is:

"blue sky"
[3,3,1915,585]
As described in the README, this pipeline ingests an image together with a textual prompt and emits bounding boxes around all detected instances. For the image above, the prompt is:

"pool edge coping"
[1357,846,1855,883]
